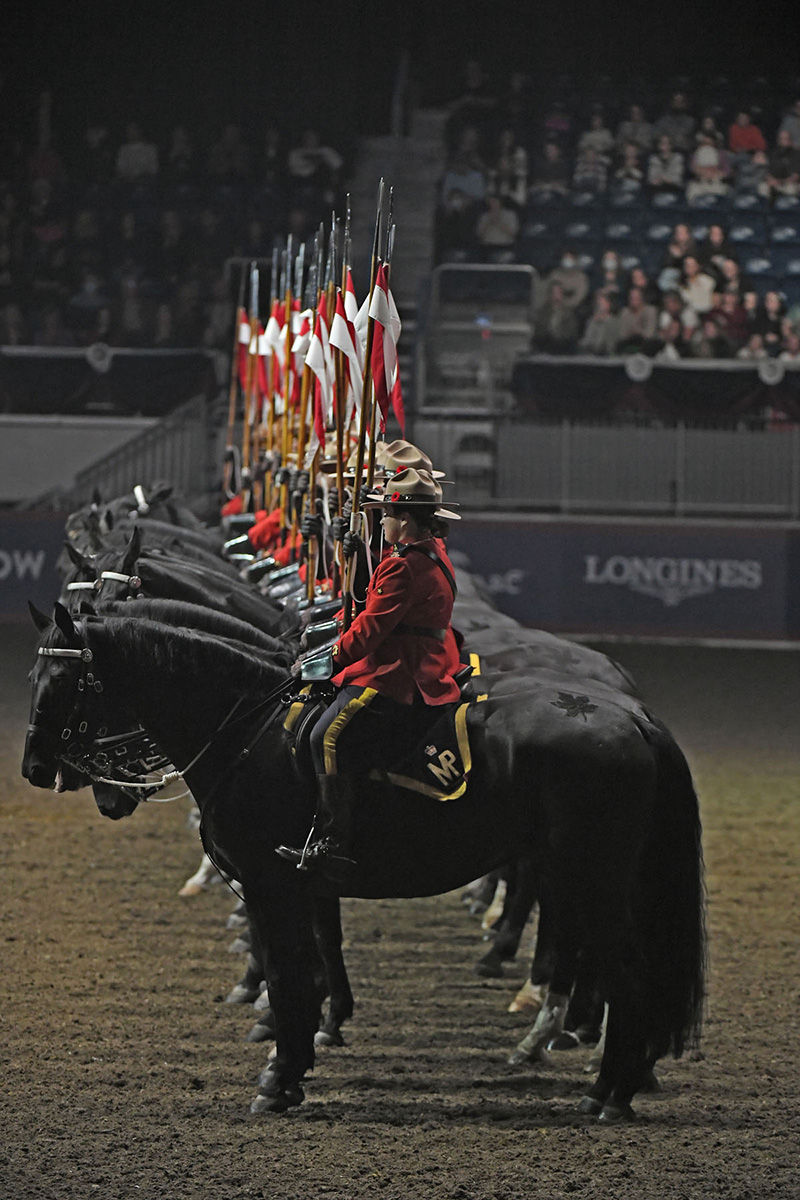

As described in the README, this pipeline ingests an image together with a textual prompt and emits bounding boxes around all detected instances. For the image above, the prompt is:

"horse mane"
[97,598,296,661]
[88,616,289,695]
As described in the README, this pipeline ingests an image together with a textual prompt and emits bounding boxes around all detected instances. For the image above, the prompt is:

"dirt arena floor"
[2,621,799,1200]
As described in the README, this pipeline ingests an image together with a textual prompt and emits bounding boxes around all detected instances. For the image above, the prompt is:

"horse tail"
[635,716,707,1062]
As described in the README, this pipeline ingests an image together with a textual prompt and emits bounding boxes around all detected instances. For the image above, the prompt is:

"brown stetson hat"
[366,467,460,520]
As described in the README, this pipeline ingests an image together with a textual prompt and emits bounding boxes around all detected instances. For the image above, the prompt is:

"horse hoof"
[228,935,250,954]
[250,1091,290,1115]
[315,1027,345,1048]
[640,1069,661,1094]
[468,900,488,917]
[246,1022,273,1044]
[253,990,272,1013]
[578,1095,603,1116]
[178,881,206,897]
[225,984,261,1005]
[226,911,248,929]
[599,1103,636,1124]
[473,959,504,979]
[547,1031,581,1052]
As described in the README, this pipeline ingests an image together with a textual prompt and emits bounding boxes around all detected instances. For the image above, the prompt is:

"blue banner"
[449,516,796,641]
[0,513,67,620]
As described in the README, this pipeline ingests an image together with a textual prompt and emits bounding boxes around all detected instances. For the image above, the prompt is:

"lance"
[278,235,294,530]
[367,188,394,486]
[223,261,247,499]
[343,178,386,631]
[303,225,332,600]
[240,262,259,508]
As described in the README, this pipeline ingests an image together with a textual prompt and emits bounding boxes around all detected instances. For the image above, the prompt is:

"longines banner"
[0,513,66,619]
[449,516,800,641]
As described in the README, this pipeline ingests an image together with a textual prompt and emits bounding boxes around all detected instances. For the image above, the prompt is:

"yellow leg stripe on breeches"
[322,687,379,776]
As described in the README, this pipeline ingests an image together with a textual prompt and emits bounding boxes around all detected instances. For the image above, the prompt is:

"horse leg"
[225,944,264,1006]
[244,884,320,1115]
[312,896,354,1047]
[178,851,219,896]
[508,893,576,1067]
[507,870,557,1013]
[475,858,538,978]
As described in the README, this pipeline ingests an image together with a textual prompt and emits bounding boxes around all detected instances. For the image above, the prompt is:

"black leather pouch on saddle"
[299,597,342,626]
[300,619,339,652]
[282,683,337,787]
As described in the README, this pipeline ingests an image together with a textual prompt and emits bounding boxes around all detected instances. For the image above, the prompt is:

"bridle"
[34,633,296,800]
[65,570,143,596]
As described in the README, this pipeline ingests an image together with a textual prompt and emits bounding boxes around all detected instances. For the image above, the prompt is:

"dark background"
[3,0,799,160]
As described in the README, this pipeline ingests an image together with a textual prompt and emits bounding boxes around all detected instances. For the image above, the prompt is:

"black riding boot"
[276,774,356,879]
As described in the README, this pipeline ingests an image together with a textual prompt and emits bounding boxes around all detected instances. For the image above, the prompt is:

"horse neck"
[87,619,287,780]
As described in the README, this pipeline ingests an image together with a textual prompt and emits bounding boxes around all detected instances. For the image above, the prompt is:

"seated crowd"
[0,92,348,350]
[436,66,800,360]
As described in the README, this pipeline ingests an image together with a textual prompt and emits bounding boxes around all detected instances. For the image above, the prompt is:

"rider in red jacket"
[277,467,461,878]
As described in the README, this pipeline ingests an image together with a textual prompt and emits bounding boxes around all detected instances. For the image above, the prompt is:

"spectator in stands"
[437,139,487,260]
[728,110,767,157]
[686,133,731,202]
[629,264,662,308]
[33,304,75,347]
[578,290,619,355]
[658,222,696,292]
[779,330,800,361]
[497,72,533,141]
[540,100,572,145]
[543,248,590,314]
[82,124,114,185]
[717,256,752,302]
[766,129,800,197]
[777,98,800,149]
[0,301,25,345]
[164,125,194,183]
[26,93,65,186]
[533,280,580,354]
[69,208,106,282]
[688,315,732,359]
[658,289,699,343]
[615,104,654,155]
[595,248,627,309]
[710,291,749,349]
[695,114,724,148]
[679,255,717,316]
[749,290,786,354]
[654,91,696,154]
[487,128,528,208]
[528,140,570,196]
[287,127,343,209]
[737,332,768,360]
[155,209,189,289]
[152,301,179,347]
[24,177,67,259]
[114,270,148,347]
[113,210,153,277]
[735,148,770,197]
[208,123,250,182]
[615,285,658,353]
[612,143,644,197]
[647,135,685,196]
[446,59,497,153]
[654,316,689,360]
[115,123,159,181]
[572,145,608,193]
[67,268,110,336]
[698,224,735,283]
[475,195,520,261]
[203,271,234,349]
[577,111,614,159]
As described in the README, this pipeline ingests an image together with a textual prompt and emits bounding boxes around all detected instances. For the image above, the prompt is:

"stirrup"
[275,837,354,872]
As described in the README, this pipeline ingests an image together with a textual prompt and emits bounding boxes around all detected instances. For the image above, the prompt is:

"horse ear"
[150,483,173,505]
[91,487,102,507]
[121,526,142,574]
[28,601,51,633]
[79,600,97,615]
[103,508,115,532]
[53,602,78,643]
[64,541,89,571]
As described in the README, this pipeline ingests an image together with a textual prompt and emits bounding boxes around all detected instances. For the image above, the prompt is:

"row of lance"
[221,181,400,629]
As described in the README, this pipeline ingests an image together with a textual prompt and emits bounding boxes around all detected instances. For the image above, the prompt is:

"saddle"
[283,659,487,802]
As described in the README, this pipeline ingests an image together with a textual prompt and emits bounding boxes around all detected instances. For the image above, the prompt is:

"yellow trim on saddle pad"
[376,701,473,801]
[283,685,313,734]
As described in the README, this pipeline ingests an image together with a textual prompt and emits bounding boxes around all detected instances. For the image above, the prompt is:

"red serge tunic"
[331,537,462,705]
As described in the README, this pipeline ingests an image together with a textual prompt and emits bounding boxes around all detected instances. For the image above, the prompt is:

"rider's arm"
[332,554,412,671]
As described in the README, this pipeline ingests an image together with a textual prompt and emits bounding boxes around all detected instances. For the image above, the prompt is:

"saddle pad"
[372,700,474,801]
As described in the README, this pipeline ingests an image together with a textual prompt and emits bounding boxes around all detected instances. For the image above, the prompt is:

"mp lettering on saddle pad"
[583,555,762,608]
[427,748,461,787]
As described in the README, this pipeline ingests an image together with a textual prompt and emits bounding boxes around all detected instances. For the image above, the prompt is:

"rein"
[37,640,294,800]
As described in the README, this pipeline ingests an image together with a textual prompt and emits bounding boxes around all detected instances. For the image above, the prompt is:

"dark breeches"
[309,684,441,776]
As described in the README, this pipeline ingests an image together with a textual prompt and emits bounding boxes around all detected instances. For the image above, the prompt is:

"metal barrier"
[411,416,800,519]
[24,394,214,512]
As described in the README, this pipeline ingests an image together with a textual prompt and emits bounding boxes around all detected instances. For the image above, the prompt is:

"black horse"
[24,605,705,1122]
